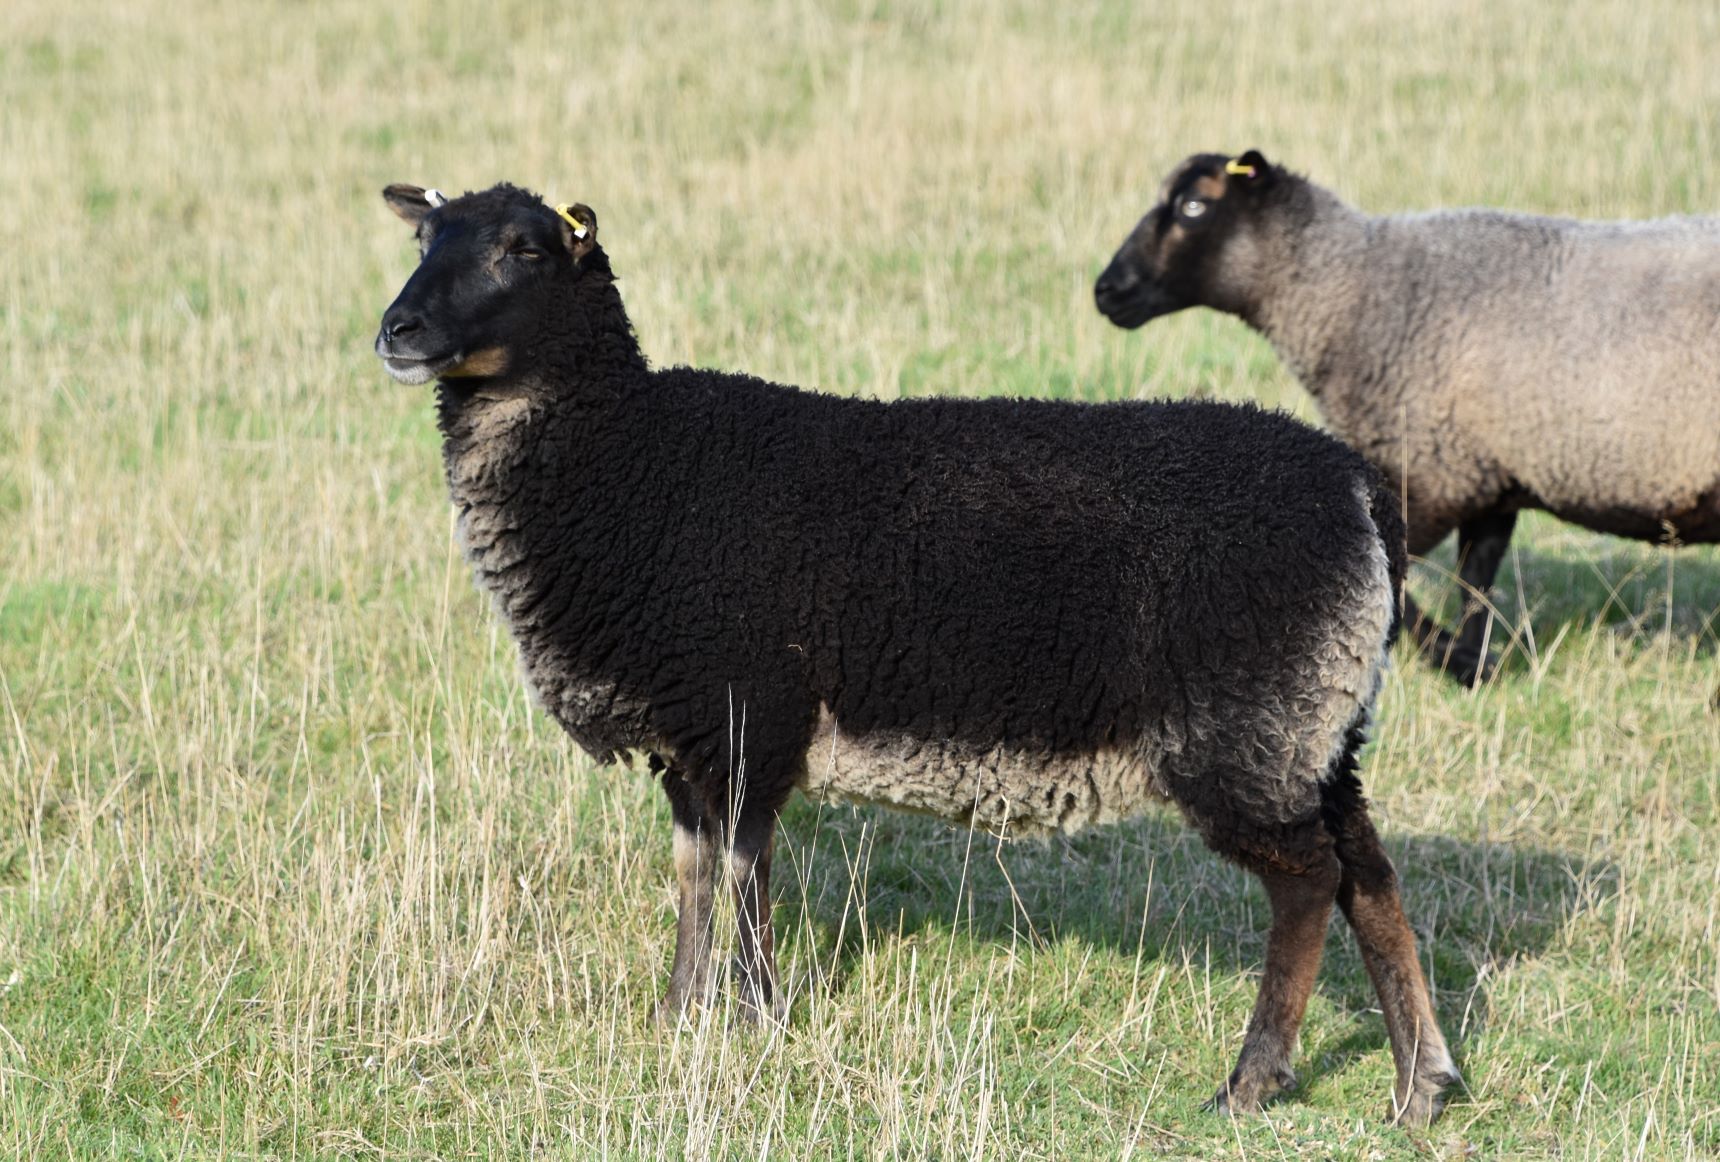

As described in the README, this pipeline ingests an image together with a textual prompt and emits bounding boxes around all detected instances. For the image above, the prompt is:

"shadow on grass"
[774,798,1610,1094]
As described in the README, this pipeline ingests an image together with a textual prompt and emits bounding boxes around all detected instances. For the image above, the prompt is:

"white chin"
[382,358,443,385]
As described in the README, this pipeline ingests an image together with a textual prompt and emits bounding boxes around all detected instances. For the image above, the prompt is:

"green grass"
[3,0,1719,1157]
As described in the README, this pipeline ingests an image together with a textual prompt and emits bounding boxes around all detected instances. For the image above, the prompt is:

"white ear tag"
[425,188,448,208]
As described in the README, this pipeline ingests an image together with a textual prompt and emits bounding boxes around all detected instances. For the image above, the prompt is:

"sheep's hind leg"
[729,803,785,1023]
[1208,835,1341,1116]
[658,771,721,1021]
[1320,760,1459,1126]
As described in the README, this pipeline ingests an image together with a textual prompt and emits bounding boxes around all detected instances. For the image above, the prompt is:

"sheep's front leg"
[1211,854,1340,1115]
[1447,510,1516,683]
[729,805,783,1022]
[659,773,720,1020]
[1405,511,1515,686]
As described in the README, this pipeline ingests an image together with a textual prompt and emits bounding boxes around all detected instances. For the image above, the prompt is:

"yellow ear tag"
[554,203,589,240]
[1224,158,1258,178]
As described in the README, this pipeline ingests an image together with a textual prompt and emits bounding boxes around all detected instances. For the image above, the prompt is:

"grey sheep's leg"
[1447,510,1516,683]
[658,771,720,1020]
[1209,845,1341,1116]
[728,804,784,1023]
[1407,511,1516,686]
[1402,593,1455,664]
[1321,757,1460,1126]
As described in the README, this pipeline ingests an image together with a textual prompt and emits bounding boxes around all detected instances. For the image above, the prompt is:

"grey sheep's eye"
[1181,199,1207,219]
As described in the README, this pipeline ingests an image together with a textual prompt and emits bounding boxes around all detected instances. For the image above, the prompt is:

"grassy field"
[3,0,1718,1157]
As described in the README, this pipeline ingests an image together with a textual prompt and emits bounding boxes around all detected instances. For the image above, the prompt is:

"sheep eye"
[1180,199,1207,219]
[506,242,545,260]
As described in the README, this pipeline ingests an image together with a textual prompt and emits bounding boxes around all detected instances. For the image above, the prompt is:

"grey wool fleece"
[1098,150,1720,681]
[1259,196,1720,551]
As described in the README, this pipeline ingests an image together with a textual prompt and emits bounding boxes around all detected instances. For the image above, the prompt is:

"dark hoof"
[1205,1065,1295,1117]
[1434,646,1497,687]
[1206,1086,1255,1118]
[653,989,705,1027]
[1408,616,1501,686]
[730,958,786,1026]
[1390,1067,1462,1128]
[737,991,787,1027]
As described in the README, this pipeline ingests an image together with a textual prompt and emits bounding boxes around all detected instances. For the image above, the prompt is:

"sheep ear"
[1224,150,1274,189]
[555,202,598,261]
[383,184,436,226]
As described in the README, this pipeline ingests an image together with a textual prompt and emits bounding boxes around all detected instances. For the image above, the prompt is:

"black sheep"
[374,182,1459,1124]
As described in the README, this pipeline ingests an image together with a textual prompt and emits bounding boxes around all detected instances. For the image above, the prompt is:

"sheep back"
[1276,207,1720,548]
[443,374,1399,846]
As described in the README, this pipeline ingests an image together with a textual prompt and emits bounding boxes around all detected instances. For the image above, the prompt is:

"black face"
[375,184,596,385]
[1094,150,1272,329]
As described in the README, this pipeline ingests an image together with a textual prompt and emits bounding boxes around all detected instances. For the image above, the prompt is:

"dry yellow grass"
[1,0,1717,1157]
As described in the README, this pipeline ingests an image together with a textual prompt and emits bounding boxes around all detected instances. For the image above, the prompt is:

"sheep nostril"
[384,316,422,343]
[1096,268,1139,302]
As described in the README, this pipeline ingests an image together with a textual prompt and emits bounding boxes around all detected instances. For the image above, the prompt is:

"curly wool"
[438,242,1403,857]
[1188,162,1720,552]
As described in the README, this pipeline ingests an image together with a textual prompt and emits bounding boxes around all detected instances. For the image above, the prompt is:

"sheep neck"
[1244,184,1373,397]
[434,260,647,494]
[431,267,656,751]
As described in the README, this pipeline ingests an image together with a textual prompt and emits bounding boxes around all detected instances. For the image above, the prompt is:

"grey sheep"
[372,181,1459,1123]
[1095,150,1720,684]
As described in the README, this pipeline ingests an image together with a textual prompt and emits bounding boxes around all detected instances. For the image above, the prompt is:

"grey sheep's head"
[1094,148,1281,329]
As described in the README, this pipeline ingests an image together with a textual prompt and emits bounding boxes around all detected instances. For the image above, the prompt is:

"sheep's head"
[1094,149,1280,329]
[375,183,598,385]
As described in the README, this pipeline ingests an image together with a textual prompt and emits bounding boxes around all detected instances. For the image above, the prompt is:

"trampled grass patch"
[3,0,1718,1157]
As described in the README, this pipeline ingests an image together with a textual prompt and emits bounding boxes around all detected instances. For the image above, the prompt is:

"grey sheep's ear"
[383,184,435,226]
[1226,150,1274,188]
